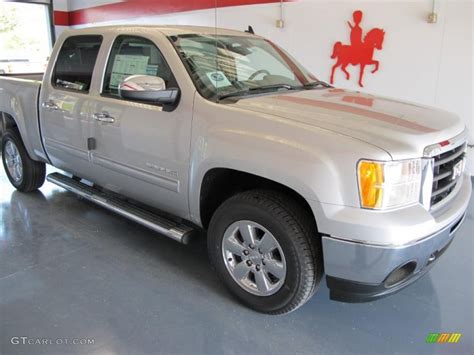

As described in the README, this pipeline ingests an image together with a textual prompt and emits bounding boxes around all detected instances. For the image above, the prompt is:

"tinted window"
[52,35,102,92]
[102,36,177,96]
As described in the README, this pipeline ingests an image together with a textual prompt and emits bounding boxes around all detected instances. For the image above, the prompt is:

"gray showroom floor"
[0,166,472,355]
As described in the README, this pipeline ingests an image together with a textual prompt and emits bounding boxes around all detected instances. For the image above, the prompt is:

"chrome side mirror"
[118,75,179,105]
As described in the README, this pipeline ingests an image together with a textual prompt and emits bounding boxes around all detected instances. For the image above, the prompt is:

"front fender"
[188,95,390,226]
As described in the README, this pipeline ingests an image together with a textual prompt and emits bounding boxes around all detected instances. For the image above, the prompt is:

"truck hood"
[231,88,465,159]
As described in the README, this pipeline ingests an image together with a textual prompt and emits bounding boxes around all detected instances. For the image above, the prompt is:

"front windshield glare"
[169,34,316,100]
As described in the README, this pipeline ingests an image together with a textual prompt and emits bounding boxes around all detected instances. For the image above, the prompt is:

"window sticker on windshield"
[206,71,232,88]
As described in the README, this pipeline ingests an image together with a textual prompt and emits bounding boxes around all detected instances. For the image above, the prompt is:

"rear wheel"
[2,128,45,192]
[208,189,323,314]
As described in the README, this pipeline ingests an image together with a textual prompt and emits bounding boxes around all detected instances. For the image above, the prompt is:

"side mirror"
[118,75,179,106]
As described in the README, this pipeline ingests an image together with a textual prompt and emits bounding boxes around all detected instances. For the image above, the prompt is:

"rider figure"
[348,10,363,50]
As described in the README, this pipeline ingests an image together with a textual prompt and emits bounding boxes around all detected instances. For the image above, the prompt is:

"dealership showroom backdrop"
[0,0,473,354]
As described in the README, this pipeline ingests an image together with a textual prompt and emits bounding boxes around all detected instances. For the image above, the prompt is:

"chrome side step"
[46,172,194,244]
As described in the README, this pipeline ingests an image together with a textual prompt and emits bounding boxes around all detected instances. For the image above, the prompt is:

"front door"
[88,35,192,217]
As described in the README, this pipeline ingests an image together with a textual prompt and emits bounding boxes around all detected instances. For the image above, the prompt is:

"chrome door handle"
[42,101,60,111]
[93,112,115,123]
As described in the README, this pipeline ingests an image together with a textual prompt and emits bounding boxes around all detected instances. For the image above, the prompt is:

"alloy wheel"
[4,140,23,183]
[222,220,287,296]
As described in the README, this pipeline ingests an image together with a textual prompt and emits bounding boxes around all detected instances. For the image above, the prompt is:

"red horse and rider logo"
[330,10,385,87]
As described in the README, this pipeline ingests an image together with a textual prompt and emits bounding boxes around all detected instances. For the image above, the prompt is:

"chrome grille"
[431,143,466,207]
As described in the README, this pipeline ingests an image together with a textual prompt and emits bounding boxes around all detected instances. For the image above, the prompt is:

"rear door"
[87,34,193,217]
[39,35,102,178]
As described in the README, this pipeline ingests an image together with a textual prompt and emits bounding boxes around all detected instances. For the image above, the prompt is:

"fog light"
[384,261,416,288]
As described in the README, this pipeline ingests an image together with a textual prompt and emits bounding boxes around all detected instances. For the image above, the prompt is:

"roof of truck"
[62,25,258,38]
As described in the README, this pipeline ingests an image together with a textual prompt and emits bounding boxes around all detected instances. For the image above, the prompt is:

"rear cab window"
[52,35,103,92]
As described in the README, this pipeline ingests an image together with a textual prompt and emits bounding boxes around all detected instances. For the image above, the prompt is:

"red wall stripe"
[53,10,70,26]
[54,0,291,26]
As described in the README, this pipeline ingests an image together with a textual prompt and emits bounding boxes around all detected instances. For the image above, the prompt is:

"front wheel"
[2,128,46,192]
[208,190,323,314]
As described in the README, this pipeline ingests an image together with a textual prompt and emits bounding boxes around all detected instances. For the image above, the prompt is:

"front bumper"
[325,213,464,302]
[317,174,471,303]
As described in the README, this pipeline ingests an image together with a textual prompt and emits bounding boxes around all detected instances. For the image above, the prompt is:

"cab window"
[52,35,102,92]
[102,35,177,97]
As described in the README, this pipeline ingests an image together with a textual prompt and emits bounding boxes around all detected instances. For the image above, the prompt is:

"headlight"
[357,159,422,209]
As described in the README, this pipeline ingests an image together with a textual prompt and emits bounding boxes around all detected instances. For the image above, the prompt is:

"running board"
[46,172,194,244]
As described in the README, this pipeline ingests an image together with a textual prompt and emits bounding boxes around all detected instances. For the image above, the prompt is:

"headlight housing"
[357,159,422,209]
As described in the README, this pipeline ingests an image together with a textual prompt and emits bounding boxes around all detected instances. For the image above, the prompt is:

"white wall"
[59,0,474,170]
[53,0,68,10]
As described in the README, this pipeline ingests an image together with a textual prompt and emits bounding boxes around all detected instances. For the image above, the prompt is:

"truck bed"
[0,73,44,81]
[0,74,47,162]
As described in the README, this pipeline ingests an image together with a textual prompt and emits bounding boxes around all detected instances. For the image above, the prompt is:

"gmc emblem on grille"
[452,159,464,180]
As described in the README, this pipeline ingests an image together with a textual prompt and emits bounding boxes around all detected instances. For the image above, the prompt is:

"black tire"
[2,128,46,192]
[208,189,323,314]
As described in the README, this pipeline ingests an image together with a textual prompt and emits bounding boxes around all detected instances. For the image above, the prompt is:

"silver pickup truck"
[0,26,471,314]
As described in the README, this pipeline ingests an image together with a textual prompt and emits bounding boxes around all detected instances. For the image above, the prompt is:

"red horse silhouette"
[330,11,385,87]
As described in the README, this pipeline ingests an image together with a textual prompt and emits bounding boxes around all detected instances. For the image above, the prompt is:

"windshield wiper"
[302,80,332,89]
[218,84,297,100]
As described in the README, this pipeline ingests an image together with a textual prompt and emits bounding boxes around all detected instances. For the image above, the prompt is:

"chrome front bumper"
[324,212,466,302]
[318,174,471,303]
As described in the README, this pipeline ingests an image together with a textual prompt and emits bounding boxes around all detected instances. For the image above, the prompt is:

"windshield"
[169,34,317,101]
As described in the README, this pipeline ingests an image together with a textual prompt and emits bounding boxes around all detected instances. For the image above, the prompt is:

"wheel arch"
[0,108,49,163]
[1,111,18,134]
[198,167,319,232]
[0,111,42,162]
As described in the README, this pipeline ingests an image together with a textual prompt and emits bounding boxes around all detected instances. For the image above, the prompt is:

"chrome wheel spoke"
[224,237,246,257]
[15,163,22,181]
[13,165,19,180]
[258,232,277,254]
[254,270,271,293]
[6,157,14,168]
[5,142,14,157]
[233,262,250,280]
[263,259,285,279]
[238,222,257,246]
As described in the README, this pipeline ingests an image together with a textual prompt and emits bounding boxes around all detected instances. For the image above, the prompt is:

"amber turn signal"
[358,161,384,208]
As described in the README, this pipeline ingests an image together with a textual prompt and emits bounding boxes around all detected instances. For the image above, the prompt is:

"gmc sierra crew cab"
[0,26,470,314]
